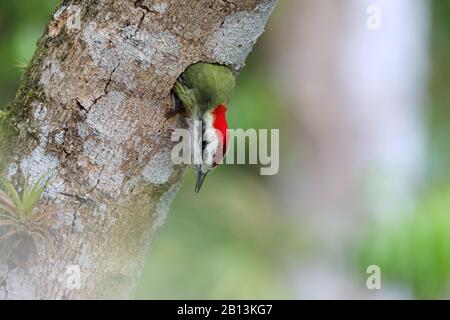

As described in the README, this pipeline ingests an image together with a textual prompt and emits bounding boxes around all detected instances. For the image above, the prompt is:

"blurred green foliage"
[357,0,450,300]
[0,1,58,107]
[136,169,298,299]
[358,184,450,299]
[429,0,450,182]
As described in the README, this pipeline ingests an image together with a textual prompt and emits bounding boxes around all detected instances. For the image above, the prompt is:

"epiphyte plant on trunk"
[0,174,60,267]
[173,62,235,193]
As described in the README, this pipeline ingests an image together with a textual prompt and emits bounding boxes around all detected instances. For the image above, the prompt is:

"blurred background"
[1,0,450,299]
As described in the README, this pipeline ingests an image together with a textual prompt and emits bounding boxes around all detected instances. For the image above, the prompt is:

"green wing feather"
[173,80,196,115]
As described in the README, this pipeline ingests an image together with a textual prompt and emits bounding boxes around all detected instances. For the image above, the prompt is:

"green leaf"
[23,173,51,217]
[0,220,15,227]
[0,190,17,216]
[0,229,17,241]
[0,177,23,211]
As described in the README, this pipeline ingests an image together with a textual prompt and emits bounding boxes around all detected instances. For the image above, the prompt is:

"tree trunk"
[0,0,276,300]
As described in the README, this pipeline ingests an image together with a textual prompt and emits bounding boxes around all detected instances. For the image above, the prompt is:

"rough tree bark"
[0,0,276,299]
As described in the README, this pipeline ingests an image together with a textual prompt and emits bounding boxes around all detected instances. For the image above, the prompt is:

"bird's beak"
[195,170,208,193]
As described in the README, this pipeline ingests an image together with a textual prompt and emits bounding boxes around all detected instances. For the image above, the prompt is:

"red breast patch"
[211,104,229,162]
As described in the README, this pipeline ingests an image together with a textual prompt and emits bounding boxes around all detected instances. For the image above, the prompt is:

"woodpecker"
[173,62,235,193]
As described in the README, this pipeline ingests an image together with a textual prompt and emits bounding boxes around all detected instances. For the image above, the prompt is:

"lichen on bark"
[0,0,277,299]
